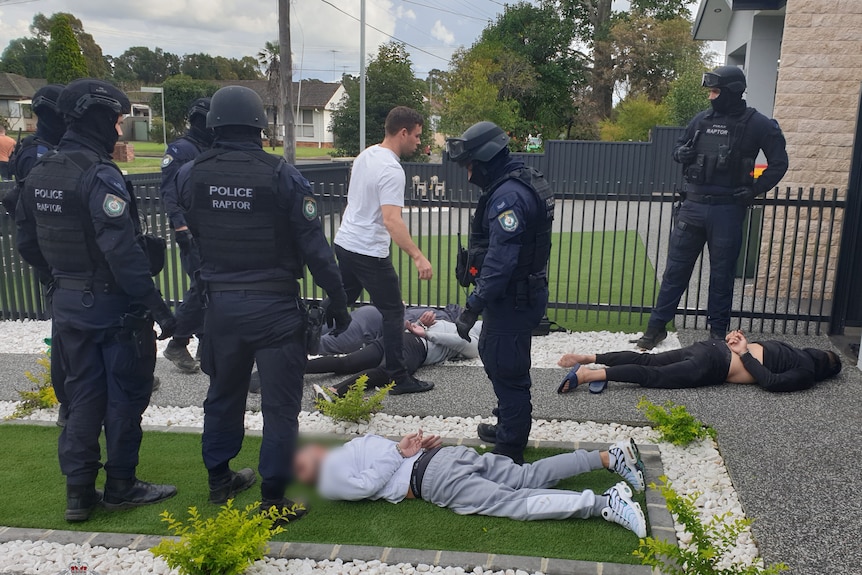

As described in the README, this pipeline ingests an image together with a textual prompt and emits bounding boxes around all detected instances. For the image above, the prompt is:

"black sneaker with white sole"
[389,376,434,395]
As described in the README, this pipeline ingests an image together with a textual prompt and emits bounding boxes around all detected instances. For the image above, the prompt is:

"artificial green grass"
[0,425,644,564]
[129,141,336,160]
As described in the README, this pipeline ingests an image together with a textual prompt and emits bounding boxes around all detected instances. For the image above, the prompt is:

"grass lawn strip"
[0,425,643,565]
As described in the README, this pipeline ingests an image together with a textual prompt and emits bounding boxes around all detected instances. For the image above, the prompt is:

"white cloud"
[430,20,454,45]
[395,6,417,20]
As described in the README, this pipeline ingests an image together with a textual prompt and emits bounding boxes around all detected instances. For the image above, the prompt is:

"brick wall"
[758,0,862,301]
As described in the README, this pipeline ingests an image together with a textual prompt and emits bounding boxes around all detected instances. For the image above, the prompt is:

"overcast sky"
[0,1,713,83]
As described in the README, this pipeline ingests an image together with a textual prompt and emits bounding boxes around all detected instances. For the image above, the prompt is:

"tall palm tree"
[258,40,280,149]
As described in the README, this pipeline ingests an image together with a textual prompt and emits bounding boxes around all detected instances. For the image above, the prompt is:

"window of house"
[22,104,32,119]
[0,100,10,118]
[298,109,314,138]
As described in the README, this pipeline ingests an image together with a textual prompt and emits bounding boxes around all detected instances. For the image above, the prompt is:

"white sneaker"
[312,384,334,403]
[601,481,647,538]
[608,438,645,492]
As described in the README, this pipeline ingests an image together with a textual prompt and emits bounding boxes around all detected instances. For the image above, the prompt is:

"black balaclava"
[189,114,215,148]
[803,348,842,382]
[214,125,262,146]
[68,106,120,156]
[710,88,745,116]
[470,147,511,189]
[35,109,66,146]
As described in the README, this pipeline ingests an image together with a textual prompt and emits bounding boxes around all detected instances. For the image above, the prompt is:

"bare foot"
[559,367,587,393]
[558,353,593,368]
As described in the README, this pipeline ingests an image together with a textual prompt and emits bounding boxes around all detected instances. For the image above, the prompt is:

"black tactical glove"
[174,229,194,248]
[456,308,479,342]
[675,145,697,164]
[326,304,352,337]
[143,291,177,340]
[733,186,758,205]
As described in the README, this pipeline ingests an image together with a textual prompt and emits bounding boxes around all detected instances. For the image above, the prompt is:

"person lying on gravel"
[249,306,463,394]
[310,311,482,398]
[294,431,648,537]
[556,330,842,394]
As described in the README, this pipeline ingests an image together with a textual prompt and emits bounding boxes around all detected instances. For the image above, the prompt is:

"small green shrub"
[636,478,788,575]
[637,397,716,445]
[315,374,393,423]
[151,499,297,575]
[7,340,57,420]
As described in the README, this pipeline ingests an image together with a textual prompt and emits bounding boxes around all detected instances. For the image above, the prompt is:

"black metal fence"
[0,141,848,335]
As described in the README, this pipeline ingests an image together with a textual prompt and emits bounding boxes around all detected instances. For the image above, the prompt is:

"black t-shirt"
[740,341,817,392]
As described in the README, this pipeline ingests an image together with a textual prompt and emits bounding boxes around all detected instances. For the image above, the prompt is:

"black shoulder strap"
[731,108,758,150]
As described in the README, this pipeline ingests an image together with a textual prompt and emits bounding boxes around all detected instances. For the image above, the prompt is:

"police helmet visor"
[702,72,723,89]
[445,138,469,163]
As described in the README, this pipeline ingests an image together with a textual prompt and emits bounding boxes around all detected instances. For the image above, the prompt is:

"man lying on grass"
[557,330,842,394]
[294,431,648,537]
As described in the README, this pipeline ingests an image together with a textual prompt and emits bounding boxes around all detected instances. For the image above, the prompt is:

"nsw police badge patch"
[161,155,174,168]
[102,193,127,218]
[302,196,318,220]
[497,210,518,232]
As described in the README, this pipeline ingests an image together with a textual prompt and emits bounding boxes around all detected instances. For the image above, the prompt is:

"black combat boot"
[65,484,102,522]
[259,497,308,528]
[477,423,497,444]
[164,339,199,373]
[209,468,257,504]
[103,477,177,510]
[631,325,667,350]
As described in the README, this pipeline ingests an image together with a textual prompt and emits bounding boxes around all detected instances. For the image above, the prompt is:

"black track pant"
[598,341,730,389]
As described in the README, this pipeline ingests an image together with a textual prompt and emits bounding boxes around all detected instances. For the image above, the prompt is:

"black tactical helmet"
[58,79,131,119]
[207,86,267,130]
[31,84,65,114]
[188,97,211,121]
[445,121,510,164]
[702,66,747,94]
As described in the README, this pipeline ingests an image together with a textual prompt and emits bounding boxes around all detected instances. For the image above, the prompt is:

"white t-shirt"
[334,144,405,257]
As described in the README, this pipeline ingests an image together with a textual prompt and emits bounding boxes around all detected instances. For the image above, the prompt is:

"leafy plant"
[314,374,393,423]
[151,500,298,575]
[636,478,788,575]
[7,340,57,420]
[637,397,715,445]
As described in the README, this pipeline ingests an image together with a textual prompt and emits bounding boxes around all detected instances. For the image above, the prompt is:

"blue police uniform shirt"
[15,132,159,309]
[175,141,345,297]
[13,140,51,181]
[469,159,541,311]
[161,135,207,230]
[676,104,788,195]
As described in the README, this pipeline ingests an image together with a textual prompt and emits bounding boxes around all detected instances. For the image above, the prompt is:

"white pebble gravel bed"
[0,404,762,573]
[0,320,681,369]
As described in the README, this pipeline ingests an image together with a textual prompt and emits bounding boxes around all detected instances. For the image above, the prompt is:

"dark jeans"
[649,200,747,332]
[599,340,731,389]
[200,292,305,499]
[480,289,548,463]
[0,161,9,180]
[173,238,205,343]
[334,245,407,380]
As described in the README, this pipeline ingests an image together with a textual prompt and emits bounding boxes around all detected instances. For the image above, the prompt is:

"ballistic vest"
[474,167,555,283]
[23,150,113,279]
[187,148,299,275]
[684,108,757,189]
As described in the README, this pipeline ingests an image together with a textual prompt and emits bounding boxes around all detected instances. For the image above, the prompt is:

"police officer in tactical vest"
[160,97,214,373]
[15,79,178,522]
[635,66,788,350]
[174,85,350,518]
[447,121,555,464]
[3,83,71,426]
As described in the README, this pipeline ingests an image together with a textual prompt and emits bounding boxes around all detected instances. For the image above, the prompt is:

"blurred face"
[708,88,721,100]
[466,161,474,179]
[294,444,326,485]
[399,125,423,157]
[115,115,125,137]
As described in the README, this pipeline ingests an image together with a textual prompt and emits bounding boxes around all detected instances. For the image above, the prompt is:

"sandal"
[589,380,608,394]
[557,364,581,394]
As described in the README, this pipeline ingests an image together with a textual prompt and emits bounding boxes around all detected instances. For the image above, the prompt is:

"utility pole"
[279,0,295,163]
[359,0,366,152]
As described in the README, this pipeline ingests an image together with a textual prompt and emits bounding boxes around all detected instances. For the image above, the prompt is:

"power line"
[316,0,450,62]
[399,0,489,22]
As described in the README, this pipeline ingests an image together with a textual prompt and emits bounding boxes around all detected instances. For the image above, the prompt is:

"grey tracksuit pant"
[419,446,607,520]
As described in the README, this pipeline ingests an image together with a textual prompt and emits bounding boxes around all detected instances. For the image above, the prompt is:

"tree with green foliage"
[599,94,669,142]
[330,42,430,159]
[151,75,218,136]
[32,12,108,78]
[0,37,48,78]
[45,15,88,84]
[664,59,711,126]
[112,46,182,85]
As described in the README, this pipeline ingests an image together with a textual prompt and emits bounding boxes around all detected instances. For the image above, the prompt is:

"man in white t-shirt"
[332,106,434,395]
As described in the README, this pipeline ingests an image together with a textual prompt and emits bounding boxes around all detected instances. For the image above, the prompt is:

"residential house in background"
[0,73,46,133]
[216,80,345,148]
